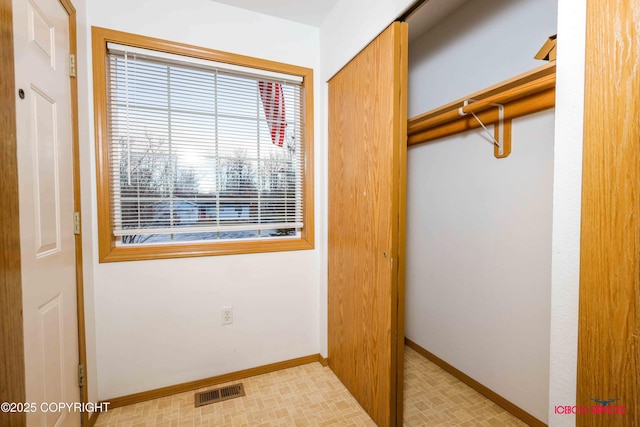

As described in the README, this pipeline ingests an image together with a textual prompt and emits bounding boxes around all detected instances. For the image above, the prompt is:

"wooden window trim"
[91,26,314,262]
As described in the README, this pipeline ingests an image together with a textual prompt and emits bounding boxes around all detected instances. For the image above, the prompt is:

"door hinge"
[69,54,76,78]
[78,364,85,387]
[73,211,81,235]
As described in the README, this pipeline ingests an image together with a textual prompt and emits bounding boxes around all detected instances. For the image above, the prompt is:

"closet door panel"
[328,21,407,427]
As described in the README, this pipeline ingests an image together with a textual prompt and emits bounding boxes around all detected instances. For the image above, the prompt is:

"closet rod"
[408,75,554,135]
[408,63,556,147]
[461,75,553,118]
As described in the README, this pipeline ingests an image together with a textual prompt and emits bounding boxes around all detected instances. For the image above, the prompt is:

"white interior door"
[13,0,80,425]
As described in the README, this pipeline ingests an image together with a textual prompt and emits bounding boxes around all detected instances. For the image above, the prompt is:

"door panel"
[40,296,65,426]
[328,22,408,427]
[31,86,61,256]
[13,0,80,424]
[577,0,640,425]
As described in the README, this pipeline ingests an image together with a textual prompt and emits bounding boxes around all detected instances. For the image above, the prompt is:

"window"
[92,27,314,262]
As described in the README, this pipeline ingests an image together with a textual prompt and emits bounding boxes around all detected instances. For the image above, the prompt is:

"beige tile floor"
[95,346,527,426]
[403,347,526,427]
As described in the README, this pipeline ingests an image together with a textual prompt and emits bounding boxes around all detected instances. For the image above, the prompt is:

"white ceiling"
[210,0,341,27]
[209,0,471,39]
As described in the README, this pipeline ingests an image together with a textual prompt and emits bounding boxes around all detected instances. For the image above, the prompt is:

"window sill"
[98,236,314,263]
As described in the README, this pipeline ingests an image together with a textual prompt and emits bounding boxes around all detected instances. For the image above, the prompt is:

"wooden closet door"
[328,21,408,427]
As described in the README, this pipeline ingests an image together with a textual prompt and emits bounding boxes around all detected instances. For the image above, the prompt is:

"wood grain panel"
[577,0,639,425]
[395,23,408,425]
[0,0,26,425]
[328,22,407,427]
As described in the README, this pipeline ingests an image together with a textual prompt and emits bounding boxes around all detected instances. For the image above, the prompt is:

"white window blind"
[106,45,305,245]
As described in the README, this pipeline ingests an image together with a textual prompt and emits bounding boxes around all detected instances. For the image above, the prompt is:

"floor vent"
[194,383,245,407]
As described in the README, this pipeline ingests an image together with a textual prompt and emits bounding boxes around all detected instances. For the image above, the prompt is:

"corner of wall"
[548,0,587,425]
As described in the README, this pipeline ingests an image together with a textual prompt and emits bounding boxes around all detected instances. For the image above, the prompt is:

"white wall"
[408,0,558,117]
[547,0,586,425]
[405,0,557,422]
[79,0,322,399]
[406,112,554,421]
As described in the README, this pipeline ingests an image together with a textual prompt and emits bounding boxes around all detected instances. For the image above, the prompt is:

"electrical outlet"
[221,306,233,325]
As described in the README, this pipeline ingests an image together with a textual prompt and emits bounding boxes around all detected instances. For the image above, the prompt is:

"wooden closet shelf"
[407,63,556,150]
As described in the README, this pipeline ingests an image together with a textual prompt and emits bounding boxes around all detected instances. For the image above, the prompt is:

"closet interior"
[403,0,558,424]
